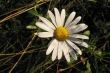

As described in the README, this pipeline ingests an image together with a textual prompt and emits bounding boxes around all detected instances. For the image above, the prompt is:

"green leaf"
[26,25,37,29]
[83,30,90,36]
[28,8,39,16]
[85,61,91,73]
[26,20,37,30]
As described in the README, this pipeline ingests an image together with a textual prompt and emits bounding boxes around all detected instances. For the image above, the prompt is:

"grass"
[0,0,110,73]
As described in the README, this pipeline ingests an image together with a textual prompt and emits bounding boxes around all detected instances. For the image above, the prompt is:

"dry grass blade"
[0,0,49,26]
[9,35,36,73]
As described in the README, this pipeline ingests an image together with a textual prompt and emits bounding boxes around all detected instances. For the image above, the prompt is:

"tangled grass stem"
[0,0,49,26]
[9,35,36,73]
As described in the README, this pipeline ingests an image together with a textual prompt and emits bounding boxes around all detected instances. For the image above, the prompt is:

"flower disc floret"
[54,26,69,41]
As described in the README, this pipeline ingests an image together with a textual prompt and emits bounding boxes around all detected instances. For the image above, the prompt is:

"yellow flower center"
[54,26,69,41]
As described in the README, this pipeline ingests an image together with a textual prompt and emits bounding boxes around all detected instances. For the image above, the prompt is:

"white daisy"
[35,8,89,62]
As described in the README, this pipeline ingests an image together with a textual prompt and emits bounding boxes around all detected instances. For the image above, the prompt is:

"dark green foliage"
[0,0,110,73]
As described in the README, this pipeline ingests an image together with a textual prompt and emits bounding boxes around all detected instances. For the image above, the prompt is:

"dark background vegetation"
[0,0,110,73]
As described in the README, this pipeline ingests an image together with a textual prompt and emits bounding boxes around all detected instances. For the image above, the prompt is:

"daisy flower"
[35,8,89,62]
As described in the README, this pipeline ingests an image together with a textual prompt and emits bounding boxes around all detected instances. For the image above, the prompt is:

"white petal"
[70,34,89,39]
[36,22,53,32]
[69,48,77,60]
[68,16,81,28]
[72,23,88,33]
[66,40,82,55]
[62,42,70,62]
[52,42,58,61]
[72,39,89,48]
[58,42,63,60]
[61,9,66,26]
[38,32,53,38]
[39,16,55,29]
[68,25,77,34]
[54,8,62,26]
[46,39,58,55]
[48,10,57,27]
[65,11,76,27]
